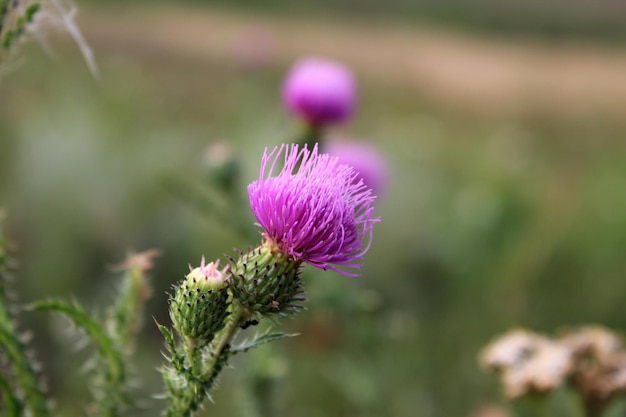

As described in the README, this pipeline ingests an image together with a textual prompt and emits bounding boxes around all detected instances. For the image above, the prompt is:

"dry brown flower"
[560,325,622,362]
[480,329,572,399]
[560,326,626,411]
[110,249,161,273]
[482,325,626,417]
[480,329,540,371]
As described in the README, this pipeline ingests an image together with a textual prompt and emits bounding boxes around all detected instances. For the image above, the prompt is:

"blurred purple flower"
[323,139,388,195]
[247,144,379,276]
[281,57,356,126]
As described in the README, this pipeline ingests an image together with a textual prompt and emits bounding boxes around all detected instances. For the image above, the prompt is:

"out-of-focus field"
[2,3,626,417]
[83,4,626,119]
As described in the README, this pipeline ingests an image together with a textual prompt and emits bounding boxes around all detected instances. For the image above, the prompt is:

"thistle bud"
[228,242,305,318]
[169,258,230,346]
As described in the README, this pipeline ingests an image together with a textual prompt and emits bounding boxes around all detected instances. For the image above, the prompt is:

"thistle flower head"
[281,57,356,126]
[323,138,388,195]
[247,144,379,276]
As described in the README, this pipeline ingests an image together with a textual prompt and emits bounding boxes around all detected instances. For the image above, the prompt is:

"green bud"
[228,242,305,318]
[169,258,230,346]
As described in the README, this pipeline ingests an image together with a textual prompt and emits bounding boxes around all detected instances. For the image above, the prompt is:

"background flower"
[323,138,388,196]
[281,57,356,126]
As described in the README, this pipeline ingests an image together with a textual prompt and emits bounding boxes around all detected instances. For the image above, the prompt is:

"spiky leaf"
[231,332,299,355]
[0,214,51,417]
[0,372,23,416]
[28,299,129,417]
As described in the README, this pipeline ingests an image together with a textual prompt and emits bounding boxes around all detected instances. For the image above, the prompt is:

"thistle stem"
[205,304,244,372]
[183,337,202,375]
[296,122,322,153]
[164,305,246,417]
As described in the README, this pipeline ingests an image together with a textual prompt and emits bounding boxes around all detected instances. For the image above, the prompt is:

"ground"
[79,4,626,120]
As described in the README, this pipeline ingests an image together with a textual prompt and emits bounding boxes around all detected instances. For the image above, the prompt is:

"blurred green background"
[2,1,626,416]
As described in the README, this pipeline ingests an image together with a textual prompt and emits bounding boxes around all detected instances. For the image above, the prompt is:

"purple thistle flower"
[323,139,388,196]
[281,57,356,126]
[248,144,379,276]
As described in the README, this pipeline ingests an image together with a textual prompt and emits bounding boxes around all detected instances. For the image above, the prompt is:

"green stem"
[206,305,244,371]
[164,305,245,417]
[110,258,153,353]
[183,337,202,374]
[0,0,8,33]
[297,123,323,150]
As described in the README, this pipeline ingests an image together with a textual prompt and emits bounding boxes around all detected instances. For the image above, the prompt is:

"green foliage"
[0,231,154,416]
[107,253,156,352]
[156,322,183,372]
[0,326,52,417]
[22,254,153,417]
[0,372,23,416]
[231,331,299,354]
[3,4,626,416]
[28,299,130,417]
[160,308,244,417]
[0,212,7,303]
[0,214,52,417]
[161,298,298,417]
[0,2,40,50]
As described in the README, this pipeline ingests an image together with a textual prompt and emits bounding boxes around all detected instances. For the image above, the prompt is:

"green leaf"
[0,1,40,49]
[29,299,125,380]
[155,319,186,374]
[0,372,23,416]
[156,320,175,350]
[28,299,128,416]
[231,332,299,355]
[0,210,9,307]
[0,326,51,417]
[0,217,51,417]
[108,255,156,352]
[25,3,40,22]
